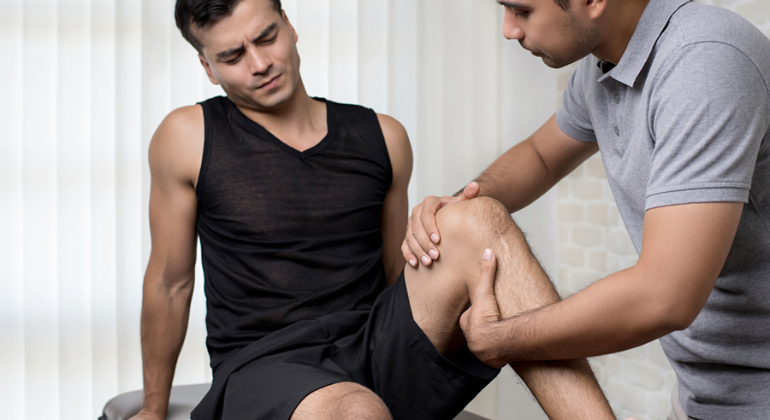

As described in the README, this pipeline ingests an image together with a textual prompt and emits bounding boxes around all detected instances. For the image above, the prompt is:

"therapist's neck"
[592,0,650,65]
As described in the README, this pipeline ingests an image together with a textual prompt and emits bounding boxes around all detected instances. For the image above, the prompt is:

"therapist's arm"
[462,201,743,365]
[403,115,598,266]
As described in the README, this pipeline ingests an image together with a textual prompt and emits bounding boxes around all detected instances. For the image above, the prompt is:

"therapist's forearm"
[475,138,559,213]
[487,266,682,363]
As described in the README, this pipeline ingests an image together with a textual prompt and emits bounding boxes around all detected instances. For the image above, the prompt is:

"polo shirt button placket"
[614,94,621,104]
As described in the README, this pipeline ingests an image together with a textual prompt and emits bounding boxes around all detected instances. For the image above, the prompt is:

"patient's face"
[500,0,601,69]
[196,0,302,111]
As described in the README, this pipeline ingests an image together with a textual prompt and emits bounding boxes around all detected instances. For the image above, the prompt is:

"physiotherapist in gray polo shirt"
[403,0,770,418]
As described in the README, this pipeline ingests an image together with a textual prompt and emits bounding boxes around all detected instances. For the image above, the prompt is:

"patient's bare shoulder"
[148,105,205,188]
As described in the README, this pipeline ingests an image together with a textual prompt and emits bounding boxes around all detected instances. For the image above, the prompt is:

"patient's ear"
[282,10,298,44]
[199,54,220,85]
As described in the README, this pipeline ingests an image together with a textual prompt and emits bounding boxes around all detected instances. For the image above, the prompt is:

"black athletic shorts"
[191,270,500,420]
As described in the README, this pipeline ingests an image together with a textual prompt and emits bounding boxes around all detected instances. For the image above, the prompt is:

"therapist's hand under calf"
[460,249,508,369]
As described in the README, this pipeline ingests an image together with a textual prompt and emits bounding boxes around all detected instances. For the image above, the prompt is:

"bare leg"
[405,197,615,419]
[291,382,392,420]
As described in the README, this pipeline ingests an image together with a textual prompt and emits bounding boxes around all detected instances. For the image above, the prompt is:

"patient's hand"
[401,182,480,267]
[460,249,507,369]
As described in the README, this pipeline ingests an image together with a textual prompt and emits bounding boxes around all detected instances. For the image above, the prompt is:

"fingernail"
[421,256,431,265]
[429,249,439,259]
[409,258,417,267]
[483,249,493,260]
[431,234,439,243]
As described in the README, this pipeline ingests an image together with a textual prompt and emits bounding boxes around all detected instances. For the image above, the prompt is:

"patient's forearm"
[139,274,194,417]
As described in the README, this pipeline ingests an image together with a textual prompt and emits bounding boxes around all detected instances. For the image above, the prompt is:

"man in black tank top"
[132,1,615,419]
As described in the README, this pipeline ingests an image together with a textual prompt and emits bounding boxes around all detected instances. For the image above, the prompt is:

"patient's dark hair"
[175,0,282,53]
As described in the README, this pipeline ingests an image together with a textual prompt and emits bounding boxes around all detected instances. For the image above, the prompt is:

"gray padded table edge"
[99,383,490,420]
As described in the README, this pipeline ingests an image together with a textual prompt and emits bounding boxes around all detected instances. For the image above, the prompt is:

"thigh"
[221,349,350,420]
[367,272,499,420]
[291,382,390,420]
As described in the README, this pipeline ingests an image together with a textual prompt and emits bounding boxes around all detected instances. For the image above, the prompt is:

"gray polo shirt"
[556,0,770,418]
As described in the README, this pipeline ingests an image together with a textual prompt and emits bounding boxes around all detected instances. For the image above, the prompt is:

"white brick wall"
[554,2,770,418]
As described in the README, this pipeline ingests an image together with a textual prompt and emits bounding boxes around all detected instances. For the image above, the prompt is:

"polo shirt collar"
[599,0,691,87]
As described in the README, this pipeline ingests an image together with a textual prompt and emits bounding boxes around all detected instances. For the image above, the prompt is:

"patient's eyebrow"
[498,1,530,9]
[215,23,278,60]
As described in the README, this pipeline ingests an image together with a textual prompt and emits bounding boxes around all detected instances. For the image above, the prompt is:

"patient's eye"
[225,55,241,65]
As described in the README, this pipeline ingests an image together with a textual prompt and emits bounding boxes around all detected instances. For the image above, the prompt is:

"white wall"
[0,1,562,419]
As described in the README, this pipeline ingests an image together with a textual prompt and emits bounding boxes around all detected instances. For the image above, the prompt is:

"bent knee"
[436,196,522,246]
[336,390,392,420]
[292,382,391,420]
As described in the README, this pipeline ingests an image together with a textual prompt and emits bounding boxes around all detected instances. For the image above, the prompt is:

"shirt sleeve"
[556,57,598,143]
[646,42,770,210]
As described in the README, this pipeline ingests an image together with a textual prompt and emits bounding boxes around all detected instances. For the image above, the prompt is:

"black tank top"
[196,96,392,368]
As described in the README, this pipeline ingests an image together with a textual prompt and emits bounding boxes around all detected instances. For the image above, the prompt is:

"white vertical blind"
[0,1,26,419]
[91,0,120,414]
[0,1,559,419]
[329,0,358,104]
[114,0,144,397]
[23,2,61,420]
[58,2,93,420]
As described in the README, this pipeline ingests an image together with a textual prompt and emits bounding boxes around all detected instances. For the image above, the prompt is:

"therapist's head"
[499,0,614,69]
[175,0,304,111]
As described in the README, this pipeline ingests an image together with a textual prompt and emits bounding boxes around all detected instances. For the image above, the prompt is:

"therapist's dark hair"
[175,0,283,54]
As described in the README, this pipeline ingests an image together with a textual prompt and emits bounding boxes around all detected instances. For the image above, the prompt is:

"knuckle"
[407,239,423,256]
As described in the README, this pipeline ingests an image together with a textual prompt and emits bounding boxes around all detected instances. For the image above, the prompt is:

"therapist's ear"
[582,0,608,21]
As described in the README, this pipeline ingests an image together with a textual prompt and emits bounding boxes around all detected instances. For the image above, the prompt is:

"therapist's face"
[500,0,601,69]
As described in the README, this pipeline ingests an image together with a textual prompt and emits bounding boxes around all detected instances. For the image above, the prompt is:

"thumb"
[473,249,501,322]
[463,182,481,200]
[445,181,481,207]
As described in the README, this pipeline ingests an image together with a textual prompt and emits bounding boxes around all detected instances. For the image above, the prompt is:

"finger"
[404,208,428,266]
[473,249,501,322]
[428,187,478,244]
[406,206,434,266]
[421,193,465,248]
[463,182,481,199]
[401,240,418,267]
[407,232,433,266]
[412,219,439,263]
[411,200,441,263]
[418,196,445,247]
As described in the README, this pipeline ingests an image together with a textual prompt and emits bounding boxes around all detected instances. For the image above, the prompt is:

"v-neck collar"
[226,97,336,160]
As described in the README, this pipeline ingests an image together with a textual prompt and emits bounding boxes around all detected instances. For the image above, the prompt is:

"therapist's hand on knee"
[402,182,480,267]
